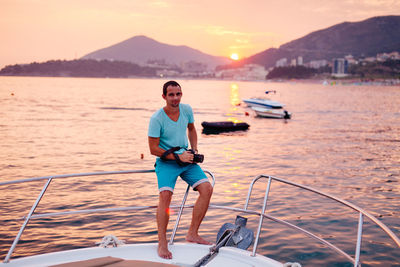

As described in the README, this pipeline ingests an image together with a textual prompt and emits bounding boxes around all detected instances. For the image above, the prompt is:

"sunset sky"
[1,0,399,68]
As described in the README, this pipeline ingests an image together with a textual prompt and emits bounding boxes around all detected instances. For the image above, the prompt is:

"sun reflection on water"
[229,83,240,107]
[226,83,245,123]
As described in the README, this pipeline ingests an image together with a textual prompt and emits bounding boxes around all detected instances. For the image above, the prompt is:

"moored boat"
[243,98,284,109]
[252,106,291,119]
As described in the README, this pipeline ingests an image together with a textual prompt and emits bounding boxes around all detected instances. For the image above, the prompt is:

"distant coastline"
[266,77,400,86]
[0,59,158,79]
[1,59,399,85]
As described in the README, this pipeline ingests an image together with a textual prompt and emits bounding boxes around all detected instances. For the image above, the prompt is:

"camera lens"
[194,154,204,163]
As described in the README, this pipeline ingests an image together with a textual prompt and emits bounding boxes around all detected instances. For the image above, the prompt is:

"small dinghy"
[244,90,291,119]
[201,121,250,133]
[243,98,284,109]
[252,106,291,119]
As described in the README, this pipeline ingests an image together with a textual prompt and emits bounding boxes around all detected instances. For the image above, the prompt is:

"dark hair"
[163,80,181,95]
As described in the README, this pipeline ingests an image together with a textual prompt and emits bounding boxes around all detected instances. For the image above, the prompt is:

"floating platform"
[201,121,250,134]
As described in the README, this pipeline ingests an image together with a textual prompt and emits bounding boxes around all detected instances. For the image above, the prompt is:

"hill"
[81,35,230,71]
[231,16,400,69]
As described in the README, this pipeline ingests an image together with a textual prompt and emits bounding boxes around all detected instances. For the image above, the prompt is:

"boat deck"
[3,243,282,267]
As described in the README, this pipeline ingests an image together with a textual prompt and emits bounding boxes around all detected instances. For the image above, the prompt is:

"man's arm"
[148,136,193,162]
[148,136,167,157]
[187,123,198,153]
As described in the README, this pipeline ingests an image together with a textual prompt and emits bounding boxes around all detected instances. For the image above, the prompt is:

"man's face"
[163,85,182,108]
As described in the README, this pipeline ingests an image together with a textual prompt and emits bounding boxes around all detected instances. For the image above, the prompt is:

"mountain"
[82,35,230,70]
[236,16,400,69]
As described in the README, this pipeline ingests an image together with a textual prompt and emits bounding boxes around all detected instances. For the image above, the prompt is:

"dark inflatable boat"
[201,121,250,134]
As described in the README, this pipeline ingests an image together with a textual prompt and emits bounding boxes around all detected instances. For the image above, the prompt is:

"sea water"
[0,76,399,266]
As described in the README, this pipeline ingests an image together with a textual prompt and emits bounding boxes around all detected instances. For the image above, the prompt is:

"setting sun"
[230,53,239,60]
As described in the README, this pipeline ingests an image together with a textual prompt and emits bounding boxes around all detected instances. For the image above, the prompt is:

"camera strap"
[161,146,181,161]
[173,152,187,166]
[160,146,188,166]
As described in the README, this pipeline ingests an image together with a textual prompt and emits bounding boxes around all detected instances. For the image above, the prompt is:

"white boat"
[251,106,291,119]
[1,170,399,266]
[243,98,284,109]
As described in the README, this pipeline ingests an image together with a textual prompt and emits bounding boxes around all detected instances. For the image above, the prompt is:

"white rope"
[96,235,125,248]
[283,262,302,267]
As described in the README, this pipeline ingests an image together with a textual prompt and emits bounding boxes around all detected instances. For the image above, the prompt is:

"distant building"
[344,54,357,64]
[147,59,167,65]
[146,59,178,70]
[389,51,400,60]
[377,53,390,62]
[307,59,328,69]
[215,64,268,80]
[377,51,400,61]
[180,60,207,73]
[156,69,180,78]
[290,59,297,66]
[297,56,303,66]
[242,64,269,80]
[332,58,348,77]
[363,57,376,63]
[275,58,287,67]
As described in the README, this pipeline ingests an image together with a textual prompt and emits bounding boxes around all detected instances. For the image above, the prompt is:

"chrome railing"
[242,175,400,267]
[0,169,215,263]
[1,172,399,266]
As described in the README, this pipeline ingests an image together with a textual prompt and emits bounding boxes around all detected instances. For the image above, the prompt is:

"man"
[148,80,213,259]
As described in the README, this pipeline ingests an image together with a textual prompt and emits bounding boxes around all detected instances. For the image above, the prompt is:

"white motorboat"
[251,106,291,119]
[1,170,399,266]
[242,98,284,109]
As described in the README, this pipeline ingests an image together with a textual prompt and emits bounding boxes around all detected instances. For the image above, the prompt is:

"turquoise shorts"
[155,158,209,192]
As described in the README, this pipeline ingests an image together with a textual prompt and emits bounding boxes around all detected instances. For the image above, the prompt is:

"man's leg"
[186,182,213,244]
[157,190,173,259]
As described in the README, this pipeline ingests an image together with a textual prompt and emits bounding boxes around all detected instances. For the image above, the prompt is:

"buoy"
[140,153,144,159]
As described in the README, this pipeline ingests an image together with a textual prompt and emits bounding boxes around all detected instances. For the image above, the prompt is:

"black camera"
[188,149,204,163]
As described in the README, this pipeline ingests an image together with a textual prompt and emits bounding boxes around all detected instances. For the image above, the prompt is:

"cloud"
[235,39,249,44]
[205,26,248,36]
[205,25,276,38]
[148,1,170,8]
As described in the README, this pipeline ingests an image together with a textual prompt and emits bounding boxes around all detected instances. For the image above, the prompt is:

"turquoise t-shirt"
[148,103,194,154]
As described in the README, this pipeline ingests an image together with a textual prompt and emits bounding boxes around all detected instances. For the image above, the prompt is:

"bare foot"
[158,242,172,259]
[186,234,212,245]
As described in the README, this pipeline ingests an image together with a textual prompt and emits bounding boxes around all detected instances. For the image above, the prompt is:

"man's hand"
[178,150,194,163]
